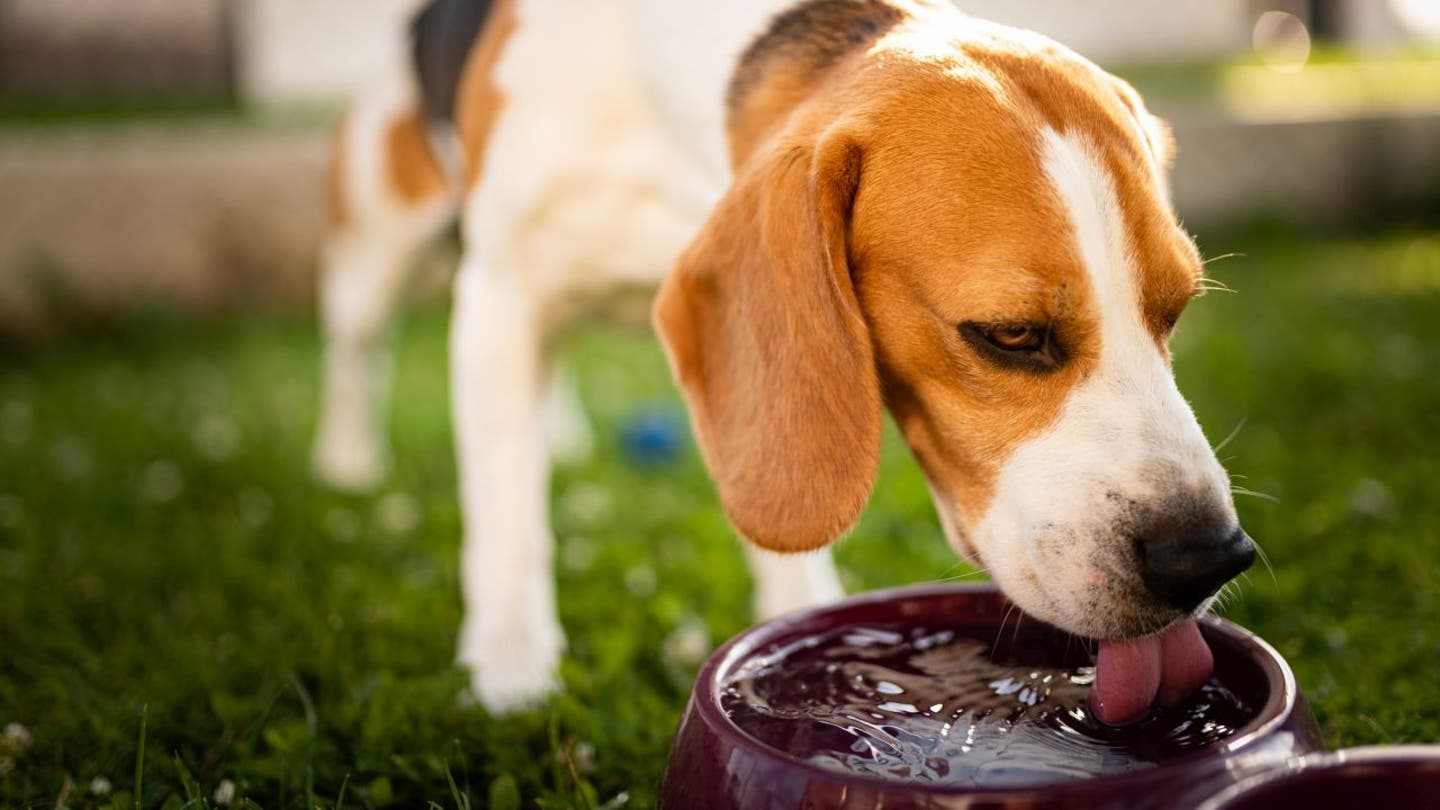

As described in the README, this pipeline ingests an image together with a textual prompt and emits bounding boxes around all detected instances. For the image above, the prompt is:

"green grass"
[1,227,1438,808]
[1112,47,1440,119]
[0,96,241,128]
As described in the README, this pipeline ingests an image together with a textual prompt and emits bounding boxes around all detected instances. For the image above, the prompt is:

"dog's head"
[654,17,1252,641]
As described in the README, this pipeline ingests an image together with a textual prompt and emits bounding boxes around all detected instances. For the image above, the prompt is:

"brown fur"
[727,0,904,162]
[455,0,518,190]
[655,2,1204,553]
[385,106,450,204]
[653,100,879,552]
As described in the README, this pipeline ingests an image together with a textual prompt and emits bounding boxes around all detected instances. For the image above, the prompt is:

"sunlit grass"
[1114,47,1440,119]
[1220,56,1440,121]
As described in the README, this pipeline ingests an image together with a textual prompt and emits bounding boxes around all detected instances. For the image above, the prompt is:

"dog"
[312,0,1255,724]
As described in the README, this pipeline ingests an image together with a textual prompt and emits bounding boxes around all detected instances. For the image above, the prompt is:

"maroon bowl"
[659,583,1324,809]
[1198,747,1440,810]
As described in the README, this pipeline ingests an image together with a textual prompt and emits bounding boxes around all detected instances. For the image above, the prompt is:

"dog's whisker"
[1212,417,1248,454]
[937,569,992,584]
[992,603,1018,657]
[1249,536,1279,586]
[933,567,990,579]
[1230,485,1279,504]
[1211,582,1239,615]
[937,560,968,577]
[1195,278,1239,292]
[1201,252,1246,267]
[935,560,989,582]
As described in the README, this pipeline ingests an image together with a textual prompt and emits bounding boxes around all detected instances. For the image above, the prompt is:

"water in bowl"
[721,623,1253,787]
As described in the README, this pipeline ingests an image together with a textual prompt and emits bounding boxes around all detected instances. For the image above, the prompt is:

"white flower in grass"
[1,400,31,447]
[561,535,596,573]
[51,437,92,481]
[562,740,597,774]
[325,507,360,543]
[193,414,242,461]
[376,492,421,534]
[1,723,30,750]
[0,494,22,530]
[214,778,236,806]
[89,776,112,796]
[1349,479,1396,522]
[662,617,711,667]
[624,564,657,598]
[560,483,613,527]
[237,488,274,528]
[139,460,185,504]
[599,790,631,809]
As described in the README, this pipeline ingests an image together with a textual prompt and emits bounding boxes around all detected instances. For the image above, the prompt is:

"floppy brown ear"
[653,130,880,552]
[1107,75,1176,174]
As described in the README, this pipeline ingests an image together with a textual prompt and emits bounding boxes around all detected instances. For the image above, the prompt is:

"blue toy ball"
[620,408,685,466]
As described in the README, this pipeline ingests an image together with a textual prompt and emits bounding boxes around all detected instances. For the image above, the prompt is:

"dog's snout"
[1139,527,1256,611]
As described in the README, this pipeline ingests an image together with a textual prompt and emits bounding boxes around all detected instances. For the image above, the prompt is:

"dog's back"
[411,0,492,127]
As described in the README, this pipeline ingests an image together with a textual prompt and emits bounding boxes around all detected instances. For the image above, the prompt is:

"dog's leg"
[313,99,452,491]
[451,262,564,713]
[745,545,846,620]
[312,219,444,491]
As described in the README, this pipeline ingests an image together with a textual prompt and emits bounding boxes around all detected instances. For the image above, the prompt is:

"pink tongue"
[1091,619,1213,725]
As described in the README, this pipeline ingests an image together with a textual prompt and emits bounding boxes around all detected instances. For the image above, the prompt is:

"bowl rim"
[692,581,1302,796]
[1195,745,1440,810]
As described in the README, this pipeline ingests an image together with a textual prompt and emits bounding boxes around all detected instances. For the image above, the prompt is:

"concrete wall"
[235,0,423,103]
[231,0,1260,104]
[0,0,232,99]
[4,1,1430,106]
[0,127,328,337]
[958,1,1255,62]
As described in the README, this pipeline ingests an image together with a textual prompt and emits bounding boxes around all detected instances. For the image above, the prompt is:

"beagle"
[312,0,1254,725]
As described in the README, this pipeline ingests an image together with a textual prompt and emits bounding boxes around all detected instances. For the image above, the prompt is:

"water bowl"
[1199,746,1440,809]
[659,583,1323,809]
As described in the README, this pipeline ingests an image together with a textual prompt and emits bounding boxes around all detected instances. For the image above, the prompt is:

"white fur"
[450,265,566,712]
[443,0,845,710]
[965,129,1235,638]
[746,546,846,620]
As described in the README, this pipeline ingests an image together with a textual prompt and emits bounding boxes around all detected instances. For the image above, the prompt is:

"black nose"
[1140,527,1256,611]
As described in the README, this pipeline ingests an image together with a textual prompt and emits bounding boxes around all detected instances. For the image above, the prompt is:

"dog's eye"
[959,322,1064,371]
[986,325,1044,351]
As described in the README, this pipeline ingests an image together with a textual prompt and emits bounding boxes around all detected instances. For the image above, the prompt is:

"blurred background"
[1,0,1439,334]
[1,1,1437,807]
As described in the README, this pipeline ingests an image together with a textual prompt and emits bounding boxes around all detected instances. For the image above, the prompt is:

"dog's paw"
[311,433,389,493]
[457,625,565,715]
[750,548,846,620]
[755,582,844,621]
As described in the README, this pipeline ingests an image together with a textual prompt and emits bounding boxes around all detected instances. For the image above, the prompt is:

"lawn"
[1,226,1438,808]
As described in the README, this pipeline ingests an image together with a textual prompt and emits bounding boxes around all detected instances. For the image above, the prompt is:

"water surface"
[721,624,1252,787]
